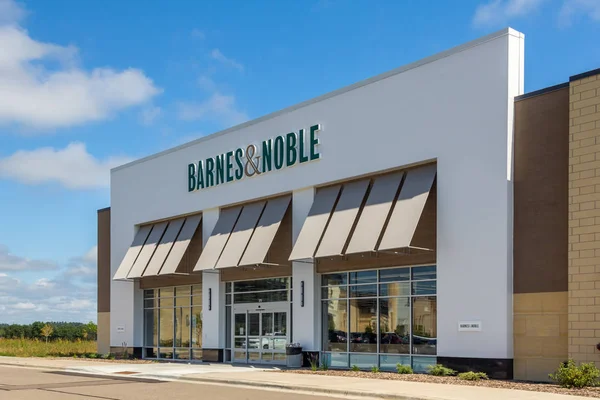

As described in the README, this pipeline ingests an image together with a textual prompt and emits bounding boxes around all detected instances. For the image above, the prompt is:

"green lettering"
[310,124,321,160]
[299,128,309,163]
[196,161,205,190]
[215,154,225,185]
[187,163,196,192]
[226,151,234,182]
[262,139,272,173]
[274,136,285,170]
[286,132,297,167]
[235,148,244,180]
[206,158,215,187]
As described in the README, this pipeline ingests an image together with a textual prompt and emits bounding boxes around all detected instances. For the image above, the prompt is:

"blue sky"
[0,0,598,324]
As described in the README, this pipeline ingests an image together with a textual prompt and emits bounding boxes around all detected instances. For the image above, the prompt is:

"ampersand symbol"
[244,144,261,177]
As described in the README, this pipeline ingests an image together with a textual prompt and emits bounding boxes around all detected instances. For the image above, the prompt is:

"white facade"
[110,28,524,360]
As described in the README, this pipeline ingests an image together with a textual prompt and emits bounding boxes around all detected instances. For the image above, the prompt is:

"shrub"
[320,359,329,371]
[396,364,413,374]
[371,366,380,373]
[351,365,360,372]
[458,371,488,381]
[309,354,319,371]
[428,364,457,376]
[550,360,600,388]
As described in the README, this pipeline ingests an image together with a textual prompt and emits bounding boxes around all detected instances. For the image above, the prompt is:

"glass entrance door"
[232,304,289,364]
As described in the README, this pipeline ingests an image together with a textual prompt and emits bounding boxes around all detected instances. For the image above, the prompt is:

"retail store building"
[97,28,600,381]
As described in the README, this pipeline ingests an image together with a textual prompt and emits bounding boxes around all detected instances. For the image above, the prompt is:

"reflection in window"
[144,285,202,360]
[379,298,410,354]
[159,308,174,347]
[349,270,377,284]
[144,309,158,347]
[349,298,377,353]
[412,297,437,355]
[322,300,347,352]
[320,265,437,370]
[192,307,202,348]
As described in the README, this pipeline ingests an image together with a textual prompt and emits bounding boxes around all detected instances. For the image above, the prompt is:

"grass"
[0,338,98,357]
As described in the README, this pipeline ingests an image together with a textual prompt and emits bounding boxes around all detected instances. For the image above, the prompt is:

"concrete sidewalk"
[0,356,590,400]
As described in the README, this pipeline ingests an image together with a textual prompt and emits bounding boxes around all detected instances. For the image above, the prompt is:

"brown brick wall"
[97,208,111,313]
[568,72,600,363]
[514,87,569,294]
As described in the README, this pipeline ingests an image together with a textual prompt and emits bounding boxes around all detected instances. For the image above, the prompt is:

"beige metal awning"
[142,218,186,276]
[112,224,153,280]
[289,164,436,261]
[216,201,266,269]
[240,195,291,266]
[288,185,341,261]
[345,172,405,254]
[315,179,370,258]
[194,206,242,271]
[126,221,169,278]
[194,196,292,271]
[113,213,203,281]
[153,214,202,276]
[378,164,437,251]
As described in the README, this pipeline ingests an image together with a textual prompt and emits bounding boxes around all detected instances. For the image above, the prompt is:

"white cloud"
[0,0,26,25]
[0,142,132,189]
[0,244,58,272]
[177,92,248,127]
[0,245,97,323]
[0,1,160,131]
[472,0,545,27]
[210,49,244,72]
[12,302,35,309]
[560,0,600,25]
[139,105,162,126]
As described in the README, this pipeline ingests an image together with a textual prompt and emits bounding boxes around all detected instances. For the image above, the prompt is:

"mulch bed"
[283,369,600,398]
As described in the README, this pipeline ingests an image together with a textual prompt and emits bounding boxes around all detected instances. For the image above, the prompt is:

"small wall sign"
[116,325,126,333]
[458,321,482,332]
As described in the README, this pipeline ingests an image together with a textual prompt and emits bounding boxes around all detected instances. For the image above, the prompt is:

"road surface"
[0,366,352,400]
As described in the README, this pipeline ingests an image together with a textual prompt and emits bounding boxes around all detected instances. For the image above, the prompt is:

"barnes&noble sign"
[188,124,321,192]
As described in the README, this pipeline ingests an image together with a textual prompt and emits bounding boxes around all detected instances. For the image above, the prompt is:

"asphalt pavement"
[0,366,350,400]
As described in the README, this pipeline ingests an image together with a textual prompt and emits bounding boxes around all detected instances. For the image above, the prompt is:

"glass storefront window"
[321,265,437,370]
[144,309,158,347]
[379,297,410,354]
[233,290,288,303]
[143,285,202,360]
[412,296,437,355]
[233,278,289,292]
[379,282,410,297]
[379,268,410,282]
[322,300,348,352]
[349,270,377,284]
[322,273,347,286]
[159,308,174,347]
[349,298,377,353]
[191,306,202,348]
[349,284,377,298]
[412,266,436,281]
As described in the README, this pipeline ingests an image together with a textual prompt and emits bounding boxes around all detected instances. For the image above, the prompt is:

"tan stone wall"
[97,311,110,355]
[569,72,600,363]
[514,292,568,381]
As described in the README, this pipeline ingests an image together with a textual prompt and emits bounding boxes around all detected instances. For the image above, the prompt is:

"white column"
[201,207,225,349]
[291,187,320,351]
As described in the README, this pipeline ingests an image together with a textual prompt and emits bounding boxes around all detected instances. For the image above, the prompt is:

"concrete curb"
[169,375,437,400]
